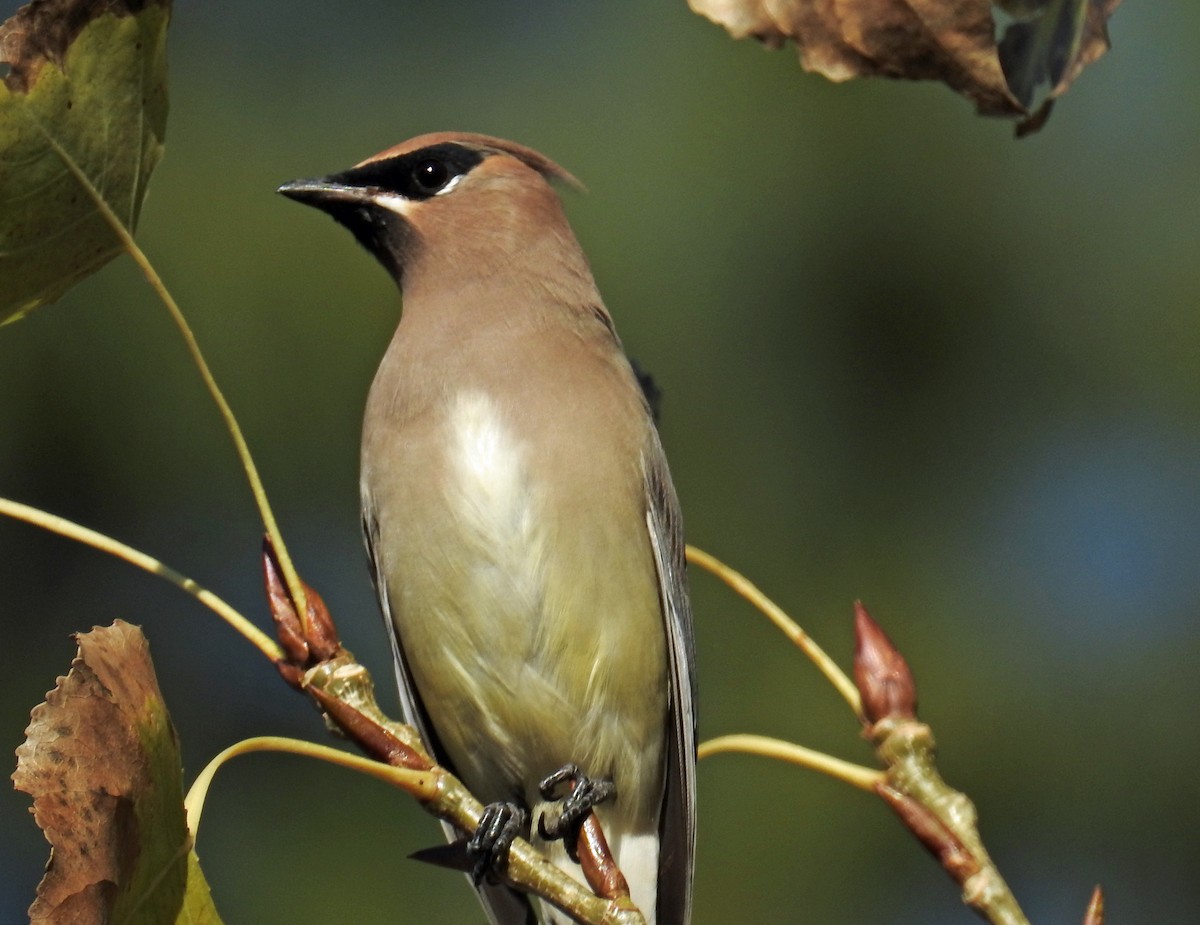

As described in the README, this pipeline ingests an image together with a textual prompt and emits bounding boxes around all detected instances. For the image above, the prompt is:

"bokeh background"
[2,2,1197,922]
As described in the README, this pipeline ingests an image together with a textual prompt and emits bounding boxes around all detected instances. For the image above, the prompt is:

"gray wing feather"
[363,502,536,925]
[643,446,697,925]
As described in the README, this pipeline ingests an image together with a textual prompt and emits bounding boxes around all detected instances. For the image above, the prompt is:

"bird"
[278,132,695,925]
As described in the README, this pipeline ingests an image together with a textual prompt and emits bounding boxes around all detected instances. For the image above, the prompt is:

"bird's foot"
[467,801,528,885]
[536,763,616,860]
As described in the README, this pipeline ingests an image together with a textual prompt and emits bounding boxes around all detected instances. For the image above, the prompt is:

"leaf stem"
[38,127,310,628]
[699,733,883,791]
[0,496,281,661]
[686,545,863,717]
[184,736,439,837]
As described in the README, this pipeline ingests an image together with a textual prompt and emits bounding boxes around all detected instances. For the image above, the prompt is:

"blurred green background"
[2,2,1197,922]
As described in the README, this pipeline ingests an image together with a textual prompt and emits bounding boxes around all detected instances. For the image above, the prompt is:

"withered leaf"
[687,0,1122,135]
[12,621,224,925]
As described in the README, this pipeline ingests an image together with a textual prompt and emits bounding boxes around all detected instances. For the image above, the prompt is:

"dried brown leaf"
[12,621,221,925]
[0,0,155,92]
[687,0,1122,134]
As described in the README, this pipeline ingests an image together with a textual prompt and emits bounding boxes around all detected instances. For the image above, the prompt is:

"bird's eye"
[413,158,451,193]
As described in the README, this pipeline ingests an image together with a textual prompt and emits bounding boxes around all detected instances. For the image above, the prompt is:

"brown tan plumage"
[280,133,695,925]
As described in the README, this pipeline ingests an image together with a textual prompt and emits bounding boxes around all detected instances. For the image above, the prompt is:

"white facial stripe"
[436,173,465,196]
[369,173,465,216]
[371,192,414,216]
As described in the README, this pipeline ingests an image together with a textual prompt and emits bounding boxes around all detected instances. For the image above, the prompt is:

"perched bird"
[279,133,695,925]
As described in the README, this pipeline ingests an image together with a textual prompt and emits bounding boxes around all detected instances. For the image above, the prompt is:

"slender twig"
[686,545,862,716]
[871,716,1031,925]
[0,496,281,661]
[36,126,310,628]
[699,733,883,791]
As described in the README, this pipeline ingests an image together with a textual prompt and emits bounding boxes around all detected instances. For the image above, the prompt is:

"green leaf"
[0,0,170,323]
[13,621,225,925]
[178,851,223,925]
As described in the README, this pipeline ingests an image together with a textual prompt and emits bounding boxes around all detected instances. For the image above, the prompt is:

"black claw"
[467,801,527,885]
[538,762,584,801]
[536,763,616,859]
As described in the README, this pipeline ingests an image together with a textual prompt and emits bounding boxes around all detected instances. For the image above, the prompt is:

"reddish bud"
[854,601,917,723]
[1083,886,1104,925]
[263,540,309,664]
[274,660,306,690]
[300,581,340,661]
[262,535,342,665]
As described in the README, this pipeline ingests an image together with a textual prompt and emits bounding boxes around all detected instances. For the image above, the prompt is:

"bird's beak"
[277,177,372,206]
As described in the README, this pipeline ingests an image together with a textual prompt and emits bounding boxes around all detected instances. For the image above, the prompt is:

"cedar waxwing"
[279,133,695,925]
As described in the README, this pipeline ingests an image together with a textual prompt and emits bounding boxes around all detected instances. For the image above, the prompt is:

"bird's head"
[278,132,583,287]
